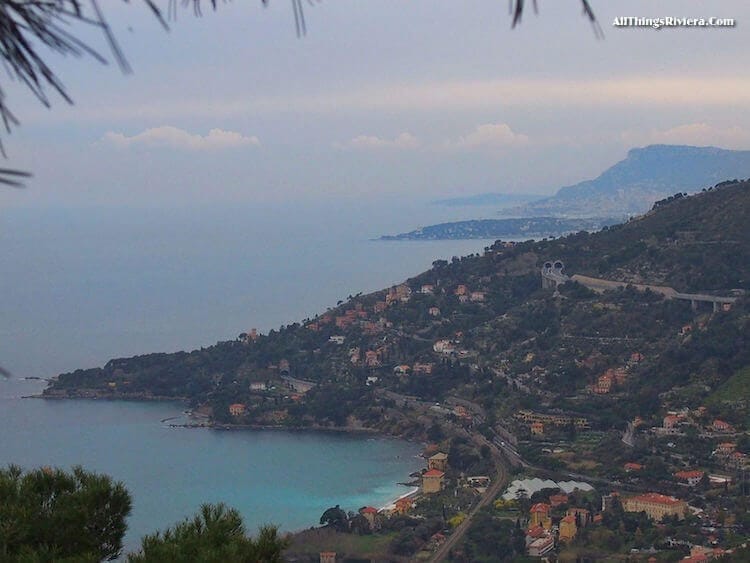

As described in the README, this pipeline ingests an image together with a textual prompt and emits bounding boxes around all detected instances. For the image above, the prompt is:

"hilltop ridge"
[503,144,750,217]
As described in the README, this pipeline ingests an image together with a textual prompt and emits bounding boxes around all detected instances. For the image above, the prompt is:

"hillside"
[46,181,750,439]
[502,144,750,217]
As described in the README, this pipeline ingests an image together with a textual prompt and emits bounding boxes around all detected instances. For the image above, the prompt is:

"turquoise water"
[0,378,423,552]
[0,199,491,553]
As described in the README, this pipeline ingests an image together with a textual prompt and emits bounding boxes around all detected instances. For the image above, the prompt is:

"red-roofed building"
[394,497,413,514]
[624,462,644,472]
[674,470,705,487]
[529,503,551,529]
[623,493,688,521]
[715,442,736,456]
[712,419,734,433]
[358,506,379,530]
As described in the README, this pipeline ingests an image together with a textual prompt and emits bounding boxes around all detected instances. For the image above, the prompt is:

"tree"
[0,464,132,561]
[319,505,349,532]
[127,503,288,563]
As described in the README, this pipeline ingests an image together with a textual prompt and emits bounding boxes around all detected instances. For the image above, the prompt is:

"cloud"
[620,123,750,149]
[101,126,260,150]
[445,123,529,150]
[336,132,420,150]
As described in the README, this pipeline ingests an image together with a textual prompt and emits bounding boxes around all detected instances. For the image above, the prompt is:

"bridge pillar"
[713,301,720,313]
[691,300,698,311]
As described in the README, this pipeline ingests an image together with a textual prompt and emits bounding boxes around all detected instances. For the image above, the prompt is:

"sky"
[2,0,750,207]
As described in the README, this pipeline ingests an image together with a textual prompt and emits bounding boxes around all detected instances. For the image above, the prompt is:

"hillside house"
[549,493,569,507]
[393,365,411,375]
[328,335,345,345]
[428,307,441,317]
[394,497,413,514]
[469,291,485,302]
[249,382,267,392]
[420,284,435,294]
[712,419,734,433]
[358,506,379,531]
[624,462,644,472]
[674,470,704,487]
[228,403,246,417]
[529,503,551,529]
[428,452,448,472]
[422,469,445,494]
[413,363,434,375]
[454,284,468,296]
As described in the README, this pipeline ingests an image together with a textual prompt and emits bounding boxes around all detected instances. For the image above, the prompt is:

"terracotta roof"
[675,470,704,480]
[423,469,445,477]
[530,502,551,513]
[628,492,683,506]
[360,506,378,514]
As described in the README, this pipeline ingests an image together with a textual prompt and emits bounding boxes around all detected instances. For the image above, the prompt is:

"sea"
[0,196,493,552]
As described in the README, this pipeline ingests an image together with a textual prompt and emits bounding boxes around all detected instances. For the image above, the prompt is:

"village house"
[629,351,644,364]
[715,442,736,455]
[228,403,246,417]
[559,515,577,542]
[663,414,683,430]
[393,365,411,375]
[549,493,568,507]
[458,294,470,304]
[413,362,434,375]
[394,497,413,515]
[712,419,734,433]
[469,291,485,302]
[319,552,336,563]
[674,470,704,487]
[623,492,688,521]
[591,372,614,394]
[529,503,552,529]
[420,284,435,294]
[454,284,468,296]
[249,382,267,392]
[328,335,345,345]
[358,506,379,531]
[428,452,448,472]
[365,350,381,367]
[433,339,455,354]
[624,462,644,472]
[530,422,544,435]
[373,301,388,313]
[428,306,441,317]
[422,469,445,494]
[349,347,360,364]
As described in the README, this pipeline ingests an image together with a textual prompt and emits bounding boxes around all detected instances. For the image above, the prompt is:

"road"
[428,451,509,563]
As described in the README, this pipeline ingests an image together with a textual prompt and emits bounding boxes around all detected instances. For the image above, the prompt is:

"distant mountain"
[432,192,543,207]
[380,217,618,241]
[502,145,750,218]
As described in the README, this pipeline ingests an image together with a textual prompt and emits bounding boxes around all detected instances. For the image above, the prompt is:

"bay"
[0,378,423,553]
[0,197,492,552]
